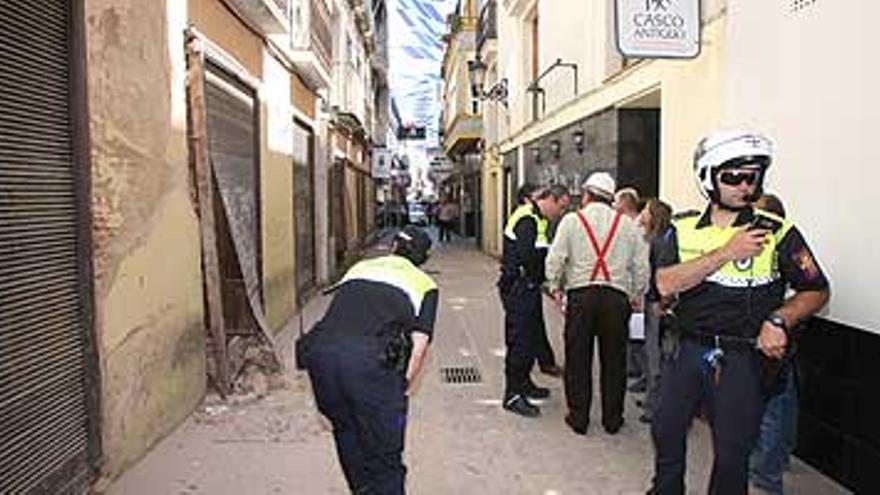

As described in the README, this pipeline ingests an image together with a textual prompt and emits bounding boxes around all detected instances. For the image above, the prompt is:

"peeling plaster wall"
[85,0,206,478]
[190,0,323,330]
[261,52,296,329]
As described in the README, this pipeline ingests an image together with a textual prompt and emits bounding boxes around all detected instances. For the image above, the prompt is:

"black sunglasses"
[717,170,759,186]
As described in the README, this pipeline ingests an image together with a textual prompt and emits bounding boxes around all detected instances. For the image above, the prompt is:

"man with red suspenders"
[546,172,650,435]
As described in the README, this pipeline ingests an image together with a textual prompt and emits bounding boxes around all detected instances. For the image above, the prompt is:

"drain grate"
[440,366,483,384]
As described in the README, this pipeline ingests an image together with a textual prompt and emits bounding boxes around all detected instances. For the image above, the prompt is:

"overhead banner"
[615,0,700,59]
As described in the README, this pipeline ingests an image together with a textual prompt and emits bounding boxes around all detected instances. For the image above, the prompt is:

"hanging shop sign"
[372,148,392,179]
[615,0,700,59]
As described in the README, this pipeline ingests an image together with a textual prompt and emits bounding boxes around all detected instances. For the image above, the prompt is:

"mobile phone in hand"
[748,215,780,232]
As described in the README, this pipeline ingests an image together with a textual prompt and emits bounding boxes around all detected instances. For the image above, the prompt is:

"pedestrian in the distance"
[296,226,438,495]
[437,196,458,243]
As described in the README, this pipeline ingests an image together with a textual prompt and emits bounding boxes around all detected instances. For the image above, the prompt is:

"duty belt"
[682,331,757,352]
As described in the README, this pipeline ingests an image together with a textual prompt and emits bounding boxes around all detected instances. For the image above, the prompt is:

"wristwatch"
[765,312,788,332]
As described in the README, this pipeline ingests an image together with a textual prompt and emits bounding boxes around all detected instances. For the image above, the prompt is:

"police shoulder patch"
[793,247,820,280]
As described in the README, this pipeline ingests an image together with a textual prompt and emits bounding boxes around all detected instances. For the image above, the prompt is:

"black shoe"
[503,395,541,417]
[524,382,550,399]
[564,414,588,435]
[604,419,624,435]
[539,364,563,378]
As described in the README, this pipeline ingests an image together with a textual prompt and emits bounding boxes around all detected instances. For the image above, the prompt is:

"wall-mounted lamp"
[467,54,509,107]
[572,128,585,155]
[549,139,562,160]
[531,146,542,165]
[467,56,487,95]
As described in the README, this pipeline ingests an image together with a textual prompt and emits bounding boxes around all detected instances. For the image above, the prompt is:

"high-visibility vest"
[503,203,549,249]
[340,255,437,314]
[674,208,793,288]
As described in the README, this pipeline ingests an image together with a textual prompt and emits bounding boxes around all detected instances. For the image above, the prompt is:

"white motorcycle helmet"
[693,129,774,202]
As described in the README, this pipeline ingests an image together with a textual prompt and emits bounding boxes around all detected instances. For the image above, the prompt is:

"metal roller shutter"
[0,1,96,493]
[203,63,262,332]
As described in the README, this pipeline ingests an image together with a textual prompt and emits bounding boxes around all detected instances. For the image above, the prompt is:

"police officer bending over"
[498,184,570,417]
[297,226,438,494]
[648,130,830,494]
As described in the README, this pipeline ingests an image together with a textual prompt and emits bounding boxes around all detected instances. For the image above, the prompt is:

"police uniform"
[650,207,828,494]
[302,255,438,494]
[498,201,551,404]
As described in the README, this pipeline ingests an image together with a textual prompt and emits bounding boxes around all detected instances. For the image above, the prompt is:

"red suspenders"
[575,210,623,282]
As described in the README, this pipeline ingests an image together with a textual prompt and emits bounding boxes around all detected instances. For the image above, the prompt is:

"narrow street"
[107,236,847,495]
[2,0,878,492]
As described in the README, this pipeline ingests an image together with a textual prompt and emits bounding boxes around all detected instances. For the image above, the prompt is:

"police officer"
[517,183,564,378]
[299,226,438,494]
[498,184,570,417]
[649,130,830,494]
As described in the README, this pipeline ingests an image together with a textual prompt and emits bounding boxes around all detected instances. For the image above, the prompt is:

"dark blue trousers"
[500,280,543,398]
[651,339,764,495]
[307,339,408,494]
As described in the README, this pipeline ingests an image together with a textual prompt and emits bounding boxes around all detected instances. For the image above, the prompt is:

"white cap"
[582,172,616,200]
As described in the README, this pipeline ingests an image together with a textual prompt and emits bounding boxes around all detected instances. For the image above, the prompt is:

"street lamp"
[531,145,542,165]
[572,128,585,154]
[467,56,487,97]
[468,54,509,107]
[549,139,562,160]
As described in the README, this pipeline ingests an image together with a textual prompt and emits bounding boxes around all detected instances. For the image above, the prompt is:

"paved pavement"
[107,233,849,494]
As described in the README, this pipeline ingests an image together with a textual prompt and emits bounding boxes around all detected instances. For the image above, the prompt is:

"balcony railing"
[477,0,497,52]
[334,61,367,127]
[228,0,289,34]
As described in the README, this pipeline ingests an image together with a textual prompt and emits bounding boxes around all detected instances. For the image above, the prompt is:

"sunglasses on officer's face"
[717,170,759,186]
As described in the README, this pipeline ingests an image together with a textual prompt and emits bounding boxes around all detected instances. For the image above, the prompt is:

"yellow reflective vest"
[340,255,438,314]
[674,208,793,288]
[504,203,549,249]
